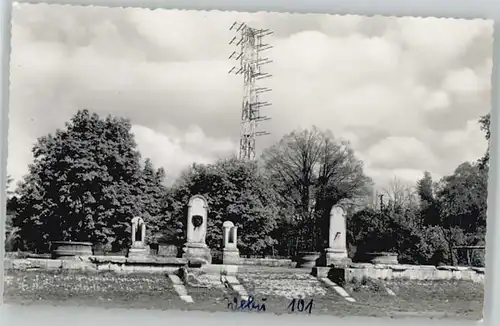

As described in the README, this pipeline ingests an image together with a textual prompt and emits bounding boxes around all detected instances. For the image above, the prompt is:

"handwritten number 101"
[287,298,313,314]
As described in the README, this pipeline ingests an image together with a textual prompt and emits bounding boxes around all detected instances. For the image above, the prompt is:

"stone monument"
[222,221,240,264]
[128,216,149,258]
[324,205,351,266]
[182,195,212,265]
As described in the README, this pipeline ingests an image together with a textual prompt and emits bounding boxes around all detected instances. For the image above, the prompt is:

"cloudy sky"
[6,3,493,190]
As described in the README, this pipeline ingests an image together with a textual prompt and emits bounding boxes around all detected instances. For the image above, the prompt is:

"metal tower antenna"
[228,22,273,161]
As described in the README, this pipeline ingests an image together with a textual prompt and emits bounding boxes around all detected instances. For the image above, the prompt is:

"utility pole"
[379,194,384,211]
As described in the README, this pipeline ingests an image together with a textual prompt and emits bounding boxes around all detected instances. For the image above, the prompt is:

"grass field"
[3,270,483,320]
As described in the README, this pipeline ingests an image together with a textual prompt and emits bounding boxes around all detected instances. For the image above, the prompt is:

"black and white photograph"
[2,2,493,320]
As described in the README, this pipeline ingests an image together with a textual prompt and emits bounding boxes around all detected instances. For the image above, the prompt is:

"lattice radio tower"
[228,22,273,161]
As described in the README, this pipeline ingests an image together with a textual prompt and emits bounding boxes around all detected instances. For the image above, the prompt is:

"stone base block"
[311,266,331,278]
[158,244,179,257]
[325,248,351,267]
[222,248,240,265]
[296,252,321,268]
[127,247,149,258]
[50,241,93,260]
[182,243,212,266]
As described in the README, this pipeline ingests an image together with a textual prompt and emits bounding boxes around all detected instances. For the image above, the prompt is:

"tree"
[478,113,490,168]
[12,110,153,252]
[432,162,488,266]
[435,162,487,233]
[261,126,372,253]
[5,174,20,251]
[5,174,15,239]
[348,208,390,259]
[382,177,419,212]
[416,172,440,226]
[170,157,278,256]
[348,179,425,264]
[6,174,14,196]
[138,158,172,244]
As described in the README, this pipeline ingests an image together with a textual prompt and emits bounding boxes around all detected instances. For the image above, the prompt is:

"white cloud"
[443,68,483,94]
[423,91,450,112]
[367,167,439,192]
[439,119,488,163]
[392,17,489,71]
[6,4,493,190]
[366,136,438,171]
[132,124,237,184]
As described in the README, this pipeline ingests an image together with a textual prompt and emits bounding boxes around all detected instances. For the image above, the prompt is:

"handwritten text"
[227,295,266,312]
[286,298,314,314]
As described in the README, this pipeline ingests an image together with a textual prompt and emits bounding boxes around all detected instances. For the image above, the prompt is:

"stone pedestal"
[127,242,149,258]
[325,248,351,267]
[223,247,240,265]
[182,242,212,266]
[50,241,93,260]
[158,244,178,257]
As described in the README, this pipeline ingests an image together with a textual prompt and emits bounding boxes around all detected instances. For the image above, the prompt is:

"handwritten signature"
[227,295,267,312]
[226,296,314,314]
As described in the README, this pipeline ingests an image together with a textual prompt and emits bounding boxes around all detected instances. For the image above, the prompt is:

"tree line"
[4,110,490,266]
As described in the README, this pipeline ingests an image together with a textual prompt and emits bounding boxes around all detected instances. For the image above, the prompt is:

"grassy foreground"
[3,270,483,320]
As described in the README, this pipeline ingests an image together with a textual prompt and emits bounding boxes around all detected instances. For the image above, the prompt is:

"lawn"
[3,270,483,320]
[343,278,484,319]
[4,270,187,311]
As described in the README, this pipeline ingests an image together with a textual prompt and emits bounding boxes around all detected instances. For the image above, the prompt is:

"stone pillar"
[222,221,240,265]
[186,215,193,245]
[223,224,230,248]
[131,223,137,243]
[128,216,149,259]
[182,195,212,265]
[324,205,351,267]
[231,227,237,247]
[141,223,146,244]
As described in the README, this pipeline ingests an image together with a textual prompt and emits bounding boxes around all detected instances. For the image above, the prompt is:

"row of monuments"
[127,194,349,267]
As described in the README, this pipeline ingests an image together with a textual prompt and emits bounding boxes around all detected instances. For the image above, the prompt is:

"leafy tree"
[417,172,440,226]
[6,174,14,196]
[11,110,153,252]
[348,195,425,264]
[433,162,488,265]
[170,157,278,256]
[478,113,490,168]
[414,225,449,266]
[137,158,171,244]
[348,208,389,259]
[417,172,434,203]
[435,162,487,233]
[261,126,372,253]
[4,175,20,251]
